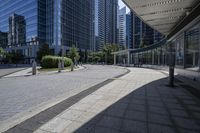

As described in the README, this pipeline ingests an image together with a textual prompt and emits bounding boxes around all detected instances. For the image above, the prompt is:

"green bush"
[41,55,72,68]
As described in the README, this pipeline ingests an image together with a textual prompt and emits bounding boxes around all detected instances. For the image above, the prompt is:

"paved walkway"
[0,66,29,78]
[4,66,85,78]
[0,65,127,132]
[32,68,200,133]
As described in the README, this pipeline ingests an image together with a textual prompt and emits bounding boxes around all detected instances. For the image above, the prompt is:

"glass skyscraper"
[0,0,94,61]
[0,0,46,43]
[8,14,26,46]
[61,0,93,51]
[130,12,164,49]
[0,31,8,48]
[98,0,118,50]
[126,13,132,49]
[118,7,126,49]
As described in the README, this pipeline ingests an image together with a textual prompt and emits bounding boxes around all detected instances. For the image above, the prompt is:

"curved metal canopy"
[123,0,199,35]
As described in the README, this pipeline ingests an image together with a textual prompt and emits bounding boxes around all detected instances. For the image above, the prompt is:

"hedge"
[41,55,72,68]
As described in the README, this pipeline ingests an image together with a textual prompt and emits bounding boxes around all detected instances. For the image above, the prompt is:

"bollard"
[58,60,62,72]
[61,58,64,70]
[71,62,74,71]
[32,60,37,75]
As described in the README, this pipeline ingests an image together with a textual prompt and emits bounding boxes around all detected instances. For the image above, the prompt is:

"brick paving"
[33,68,200,133]
[0,65,127,132]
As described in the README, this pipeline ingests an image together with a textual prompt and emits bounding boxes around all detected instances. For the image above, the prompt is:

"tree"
[102,44,119,64]
[88,52,103,63]
[11,51,24,65]
[0,47,5,63]
[0,47,5,57]
[140,38,147,48]
[37,43,53,61]
[68,45,80,63]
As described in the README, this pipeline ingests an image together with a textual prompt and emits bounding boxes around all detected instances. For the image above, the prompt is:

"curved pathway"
[0,65,127,131]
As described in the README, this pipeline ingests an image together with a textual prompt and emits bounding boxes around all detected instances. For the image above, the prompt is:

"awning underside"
[123,0,199,35]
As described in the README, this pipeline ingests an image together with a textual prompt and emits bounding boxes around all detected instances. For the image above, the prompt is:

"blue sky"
[119,0,130,13]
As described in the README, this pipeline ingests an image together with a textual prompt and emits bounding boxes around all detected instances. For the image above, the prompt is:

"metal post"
[152,50,154,65]
[169,66,174,87]
[158,50,160,65]
[114,54,116,65]
[58,60,61,73]
[71,62,74,71]
[127,51,130,66]
[169,43,175,87]
[32,60,37,75]
[198,24,200,71]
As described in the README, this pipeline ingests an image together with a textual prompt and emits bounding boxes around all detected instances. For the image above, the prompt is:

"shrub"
[37,43,53,61]
[41,55,72,68]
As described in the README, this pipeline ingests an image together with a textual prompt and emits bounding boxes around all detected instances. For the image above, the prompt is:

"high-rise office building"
[118,7,126,49]
[0,31,8,48]
[0,0,46,45]
[90,0,96,52]
[0,0,94,60]
[8,14,26,46]
[60,0,93,53]
[94,0,99,51]
[126,13,132,49]
[130,12,164,49]
[98,0,118,50]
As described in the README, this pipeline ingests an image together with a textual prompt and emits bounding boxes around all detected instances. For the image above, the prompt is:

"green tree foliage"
[68,45,80,63]
[140,38,147,48]
[88,52,104,63]
[37,43,53,61]
[41,55,72,68]
[0,47,5,57]
[88,44,119,64]
[11,51,24,65]
[103,44,119,64]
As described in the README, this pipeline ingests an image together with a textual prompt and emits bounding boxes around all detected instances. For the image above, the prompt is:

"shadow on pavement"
[74,77,200,133]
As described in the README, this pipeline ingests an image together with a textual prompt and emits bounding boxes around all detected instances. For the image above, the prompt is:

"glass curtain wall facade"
[0,31,8,48]
[116,20,200,72]
[61,0,92,51]
[118,7,126,49]
[0,0,43,43]
[98,0,118,50]
[130,12,164,49]
[8,14,26,46]
[126,13,132,49]
[0,0,46,60]
[0,0,93,60]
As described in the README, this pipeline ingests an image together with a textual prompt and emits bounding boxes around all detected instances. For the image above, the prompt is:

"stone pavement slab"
[0,65,127,132]
[34,68,200,133]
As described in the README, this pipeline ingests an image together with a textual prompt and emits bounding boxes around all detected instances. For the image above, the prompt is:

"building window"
[175,34,184,66]
[185,24,199,69]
